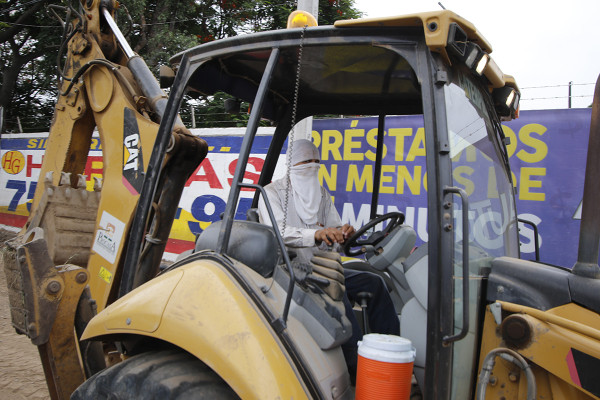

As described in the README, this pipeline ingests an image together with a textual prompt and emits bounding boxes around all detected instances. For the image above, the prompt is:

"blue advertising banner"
[0,109,592,267]
[312,116,429,242]
[310,109,592,268]
[502,108,591,267]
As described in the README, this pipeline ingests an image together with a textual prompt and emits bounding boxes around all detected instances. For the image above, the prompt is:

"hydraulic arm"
[3,1,206,398]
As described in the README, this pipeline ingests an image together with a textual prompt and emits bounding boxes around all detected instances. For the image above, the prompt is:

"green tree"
[119,0,201,68]
[0,0,61,132]
[179,0,363,128]
[0,0,362,132]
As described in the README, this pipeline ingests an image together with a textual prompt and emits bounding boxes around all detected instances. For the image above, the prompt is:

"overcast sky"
[352,0,599,110]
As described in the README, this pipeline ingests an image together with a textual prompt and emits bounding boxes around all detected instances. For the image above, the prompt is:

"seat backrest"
[400,243,484,399]
[399,244,429,388]
[367,225,417,271]
[402,244,429,309]
[195,220,281,277]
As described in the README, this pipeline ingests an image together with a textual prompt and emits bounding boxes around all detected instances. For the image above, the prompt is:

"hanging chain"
[281,25,308,237]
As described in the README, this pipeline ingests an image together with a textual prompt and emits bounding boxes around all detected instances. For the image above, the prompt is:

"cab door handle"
[442,186,470,344]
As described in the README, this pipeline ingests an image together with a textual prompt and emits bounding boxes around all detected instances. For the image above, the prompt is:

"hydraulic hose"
[476,347,536,400]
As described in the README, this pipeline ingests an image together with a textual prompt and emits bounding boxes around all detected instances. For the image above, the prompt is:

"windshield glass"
[445,67,519,399]
[446,70,519,258]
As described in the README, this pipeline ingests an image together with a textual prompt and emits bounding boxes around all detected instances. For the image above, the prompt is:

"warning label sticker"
[98,266,113,284]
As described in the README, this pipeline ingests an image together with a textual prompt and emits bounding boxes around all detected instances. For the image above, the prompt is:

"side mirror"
[159,65,175,88]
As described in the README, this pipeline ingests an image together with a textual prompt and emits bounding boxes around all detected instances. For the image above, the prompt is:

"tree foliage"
[0,0,62,132]
[0,0,362,133]
[170,0,363,128]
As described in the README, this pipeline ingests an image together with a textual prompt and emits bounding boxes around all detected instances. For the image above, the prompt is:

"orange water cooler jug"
[356,334,416,400]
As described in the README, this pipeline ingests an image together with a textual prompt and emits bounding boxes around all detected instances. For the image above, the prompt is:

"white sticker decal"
[92,211,125,264]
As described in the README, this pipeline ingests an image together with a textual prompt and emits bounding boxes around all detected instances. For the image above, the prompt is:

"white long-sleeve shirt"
[257,177,342,248]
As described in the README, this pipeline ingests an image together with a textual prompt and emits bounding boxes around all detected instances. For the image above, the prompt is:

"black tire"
[71,349,239,400]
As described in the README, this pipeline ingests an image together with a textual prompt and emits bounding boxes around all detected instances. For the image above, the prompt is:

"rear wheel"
[71,349,239,400]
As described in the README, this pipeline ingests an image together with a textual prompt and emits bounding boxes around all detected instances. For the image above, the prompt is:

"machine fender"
[81,259,308,399]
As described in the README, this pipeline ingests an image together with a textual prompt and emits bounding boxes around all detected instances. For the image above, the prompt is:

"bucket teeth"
[59,172,71,186]
[76,174,87,189]
[93,177,103,192]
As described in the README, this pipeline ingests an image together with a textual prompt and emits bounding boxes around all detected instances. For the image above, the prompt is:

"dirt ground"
[0,230,50,400]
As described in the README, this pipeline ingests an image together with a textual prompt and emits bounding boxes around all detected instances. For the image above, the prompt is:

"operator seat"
[400,243,489,397]
[194,220,282,278]
[398,244,428,387]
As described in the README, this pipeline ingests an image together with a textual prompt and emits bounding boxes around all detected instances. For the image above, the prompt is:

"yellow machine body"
[81,259,309,399]
[4,1,600,399]
[478,301,600,399]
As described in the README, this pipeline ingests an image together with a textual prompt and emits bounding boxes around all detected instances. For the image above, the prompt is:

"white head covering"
[289,139,321,225]
[290,138,320,165]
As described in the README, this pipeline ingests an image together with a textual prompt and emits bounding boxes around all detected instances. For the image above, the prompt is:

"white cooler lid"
[358,334,416,363]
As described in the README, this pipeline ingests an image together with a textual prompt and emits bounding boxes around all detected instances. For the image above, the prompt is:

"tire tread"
[71,349,239,400]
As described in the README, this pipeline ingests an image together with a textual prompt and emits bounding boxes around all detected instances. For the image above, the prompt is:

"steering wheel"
[343,212,405,257]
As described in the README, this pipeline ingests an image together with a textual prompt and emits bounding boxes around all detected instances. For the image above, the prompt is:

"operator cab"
[167,10,521,398]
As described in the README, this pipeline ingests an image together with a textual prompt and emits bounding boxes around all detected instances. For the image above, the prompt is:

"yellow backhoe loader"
[3,1,600,399]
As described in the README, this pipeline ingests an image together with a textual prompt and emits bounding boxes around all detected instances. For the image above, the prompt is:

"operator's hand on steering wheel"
[315,227,346,246]
[340,224,355,241]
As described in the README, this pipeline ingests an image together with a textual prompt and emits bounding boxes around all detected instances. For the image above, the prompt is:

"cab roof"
[334,10,493,64]
[176,25,426,120]
[170,10,516,121]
